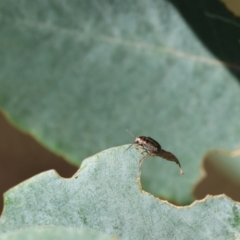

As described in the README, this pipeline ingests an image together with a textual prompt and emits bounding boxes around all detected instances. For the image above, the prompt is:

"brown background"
[0,111,240,214]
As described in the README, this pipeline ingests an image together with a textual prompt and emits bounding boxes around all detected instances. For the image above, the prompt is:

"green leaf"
[0,227,115,240]
[1,0,240,204]
[1,146,240,239]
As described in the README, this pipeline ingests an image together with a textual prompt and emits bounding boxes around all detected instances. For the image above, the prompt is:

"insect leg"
[139,154,149,164]
[139,148,148,155]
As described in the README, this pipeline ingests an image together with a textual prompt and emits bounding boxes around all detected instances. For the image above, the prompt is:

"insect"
[126,130,184,174]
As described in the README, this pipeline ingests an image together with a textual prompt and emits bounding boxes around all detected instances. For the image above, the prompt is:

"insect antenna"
[125,129,135,151]
[126,129,135,138]
[125,143,135,151]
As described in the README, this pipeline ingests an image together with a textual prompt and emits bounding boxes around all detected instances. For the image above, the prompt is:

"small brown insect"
[126,130,184,174]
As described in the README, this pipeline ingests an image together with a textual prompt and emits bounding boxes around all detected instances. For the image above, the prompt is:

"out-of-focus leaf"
[1,0,240,204]
[170,0,240,74]
[0,227,115,240]
[0,146,240,240]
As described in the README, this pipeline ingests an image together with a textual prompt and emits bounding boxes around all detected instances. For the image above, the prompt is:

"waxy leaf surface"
[0,146,240,240]
[0,0,240,204]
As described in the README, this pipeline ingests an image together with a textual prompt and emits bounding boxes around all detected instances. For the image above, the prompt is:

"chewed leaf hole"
[194,155,240,203]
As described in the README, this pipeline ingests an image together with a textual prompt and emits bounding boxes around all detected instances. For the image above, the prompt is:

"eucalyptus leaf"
[0,227,115,240]
[1,0,240,205]
[0,146,240,240]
